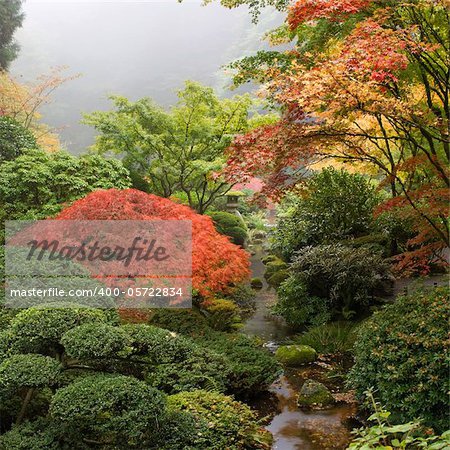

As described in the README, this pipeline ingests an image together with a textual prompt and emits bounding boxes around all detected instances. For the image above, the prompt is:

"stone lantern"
[226,190,245,212]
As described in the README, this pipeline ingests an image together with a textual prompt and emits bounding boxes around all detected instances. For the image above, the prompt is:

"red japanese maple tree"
[55,189,250,298]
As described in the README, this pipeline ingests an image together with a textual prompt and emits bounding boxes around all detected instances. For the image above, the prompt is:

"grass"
[294,321,360,355]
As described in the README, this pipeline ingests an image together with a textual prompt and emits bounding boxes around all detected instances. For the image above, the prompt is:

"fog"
[11,0,283,153]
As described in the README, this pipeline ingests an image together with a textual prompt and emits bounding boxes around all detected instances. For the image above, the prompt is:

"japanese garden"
[0,0,448,449]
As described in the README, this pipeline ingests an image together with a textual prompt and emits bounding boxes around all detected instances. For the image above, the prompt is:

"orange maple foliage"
[226,0,449,273]
[55,189,251,298]
[0,68,74,152]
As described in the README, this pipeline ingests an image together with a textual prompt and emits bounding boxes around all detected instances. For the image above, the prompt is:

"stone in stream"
[297,379,334,408]
[275,345,317,366]
[250,277,264,289]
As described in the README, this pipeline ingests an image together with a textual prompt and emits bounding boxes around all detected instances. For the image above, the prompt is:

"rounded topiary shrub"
[207,211,248,247]
[348,287,450,432]
[50,374,166,447]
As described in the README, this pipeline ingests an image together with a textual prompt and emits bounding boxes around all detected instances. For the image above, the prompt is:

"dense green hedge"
[0,305,277,448]
[149,309,281,397]
[348,287,450,432]
[207,211,248,246]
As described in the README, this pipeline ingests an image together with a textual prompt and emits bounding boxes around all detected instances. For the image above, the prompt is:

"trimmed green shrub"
[207,211,248,246]
[150,314,280,397]
[264,257,288,281]
[261,254,278,265]
[5,306,115,356]
[203,299,241,331]
[266,269,289,288]
[208,211,245,230]
[250,278,264,289]
[348,287,450,432]
[149,308,211,336]
[61,323,132,359]
[152,410,212,450]
[0,354,61,397]
[0,418,67,450]
[168,390,272,449]
[227,226,248,246]
[50,374,166,448]
[144,343,230,394]
[122,323,194,360]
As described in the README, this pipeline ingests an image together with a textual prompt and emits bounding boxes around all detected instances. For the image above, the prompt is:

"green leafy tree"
[0,148,131,220]
[273,168,379,260]
[83,81,254,214]
[0,0,24,69]
[0,117,37,164]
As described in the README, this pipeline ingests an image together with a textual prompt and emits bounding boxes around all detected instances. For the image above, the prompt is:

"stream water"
[242,247,357,450]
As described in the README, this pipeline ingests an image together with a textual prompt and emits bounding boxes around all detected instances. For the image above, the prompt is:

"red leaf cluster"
[288,0,373,30]
[342,19,408,83]
[55,189,250,298]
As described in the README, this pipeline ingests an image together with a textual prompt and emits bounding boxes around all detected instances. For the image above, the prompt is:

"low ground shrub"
[203,299,241,331]
[197,332,282,397]
[348,287,450,432]
[149,308,211,336]
[168,390,272,449]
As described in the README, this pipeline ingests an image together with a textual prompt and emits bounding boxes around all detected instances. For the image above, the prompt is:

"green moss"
[261,254,278,265]
[267,269,289,288]
[275,345,317,366]
[297,379,334,407]
[250,278,263,289]
[264,258,288,280]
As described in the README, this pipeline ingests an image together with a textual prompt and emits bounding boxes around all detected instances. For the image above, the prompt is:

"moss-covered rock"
[264,258,288,281]
[267,269,289,288]
[275,345,317,366]
[297,379,334,407]
[250,278,264,289]
[261,254,278,265]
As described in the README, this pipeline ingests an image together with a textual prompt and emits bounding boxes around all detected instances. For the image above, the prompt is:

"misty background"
[10,0,283,153]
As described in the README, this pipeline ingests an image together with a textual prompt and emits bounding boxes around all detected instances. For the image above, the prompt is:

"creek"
[242,247,357,450]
